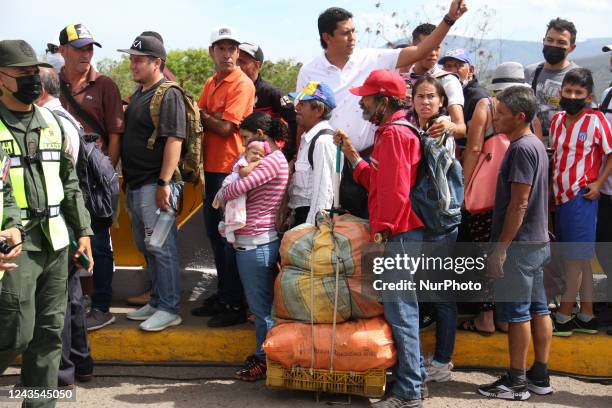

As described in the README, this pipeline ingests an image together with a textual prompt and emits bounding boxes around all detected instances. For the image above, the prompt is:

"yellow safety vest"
[0,107,69,251]
[0,156,4,280]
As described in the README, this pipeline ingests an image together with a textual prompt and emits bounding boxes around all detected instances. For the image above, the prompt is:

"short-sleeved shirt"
[550,109,612,204]
[122,79,186,189]
[42,98,80,166]
[59,66,124,149]
[600,87,612,195]
[524,61,579,139]
[491,134,549,243]
[297,48,400,152]
[198,68,255,174]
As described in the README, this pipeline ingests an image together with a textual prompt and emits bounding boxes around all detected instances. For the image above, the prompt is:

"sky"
[2,0,611,64]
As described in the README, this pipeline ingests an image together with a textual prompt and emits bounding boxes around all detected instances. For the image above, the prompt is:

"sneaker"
[371,395,422,408]
[126,304,157,321]
[191,294,224,317]
[425,361,453,383]
[126,290,151,306]
[235,355,266,381]
[207,305,246,327]
[526,369,553,395]
[477,373,530,401]
[419,313,435,331]
[86,309,116,331]
[75,372,94,383]
[573,316,599,334]
[421,383,429,400]
[552,314,574,337]
[140,310,182,332]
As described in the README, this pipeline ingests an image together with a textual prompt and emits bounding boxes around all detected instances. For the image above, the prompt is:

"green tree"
[260,59,302,94]
[99,49,302,98]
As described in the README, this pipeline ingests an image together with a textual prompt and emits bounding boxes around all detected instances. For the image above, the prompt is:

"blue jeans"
[384,228,426,401]
[204,172,243,307]
[91,228,115,312]
[423,228,458,364]
[235,239,280,361]
[126,183,182,315]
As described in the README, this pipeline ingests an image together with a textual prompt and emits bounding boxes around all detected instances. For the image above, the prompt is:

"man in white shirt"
[37,67,80,165]
[297,0,468,217]
[37,66,95,387]
[288,81,342,225]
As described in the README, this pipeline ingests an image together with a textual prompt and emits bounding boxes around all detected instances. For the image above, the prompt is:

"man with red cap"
[335,69,426,408]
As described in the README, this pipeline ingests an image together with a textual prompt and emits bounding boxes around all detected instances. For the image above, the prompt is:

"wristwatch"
[15,225,26,242]
[443,14,456,26]
[157,178,170,187]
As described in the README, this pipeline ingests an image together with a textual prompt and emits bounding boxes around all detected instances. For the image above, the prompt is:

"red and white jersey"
[550,109,612,205]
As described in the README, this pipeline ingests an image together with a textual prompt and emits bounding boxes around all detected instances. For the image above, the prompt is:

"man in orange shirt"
[194,26,255,327]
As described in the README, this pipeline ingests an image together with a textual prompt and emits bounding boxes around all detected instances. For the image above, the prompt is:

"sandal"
[458,319,495,336]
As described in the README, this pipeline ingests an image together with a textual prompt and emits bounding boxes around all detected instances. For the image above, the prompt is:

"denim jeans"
[234,239,280,361]
[384,228,426,401]
[91,227,115,312]
[204,172,243,307]
[126,182,182,315]
[423,228,458,364]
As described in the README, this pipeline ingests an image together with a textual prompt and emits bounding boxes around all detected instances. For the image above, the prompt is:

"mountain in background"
[392,35,612,98]
[443,35,612,98]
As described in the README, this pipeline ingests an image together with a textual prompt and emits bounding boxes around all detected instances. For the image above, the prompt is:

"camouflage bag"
[148,81,203,183]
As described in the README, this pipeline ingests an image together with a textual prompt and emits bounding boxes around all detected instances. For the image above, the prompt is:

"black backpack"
[54,110,119,230]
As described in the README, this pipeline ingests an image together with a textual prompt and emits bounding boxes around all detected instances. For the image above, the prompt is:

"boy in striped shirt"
[550,68,612,336]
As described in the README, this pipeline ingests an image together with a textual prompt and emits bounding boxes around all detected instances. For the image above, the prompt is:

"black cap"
[59,24,102,48]
[141,31,164,44]
[0,40,52,68]
[239,42,264,62]
[118,35,166,60]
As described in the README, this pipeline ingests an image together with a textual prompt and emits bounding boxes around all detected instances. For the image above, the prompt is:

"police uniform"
[0,149,23,287]
[0,40,92,407]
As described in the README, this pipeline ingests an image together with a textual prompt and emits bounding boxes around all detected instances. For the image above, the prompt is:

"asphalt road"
[1,365,610,408]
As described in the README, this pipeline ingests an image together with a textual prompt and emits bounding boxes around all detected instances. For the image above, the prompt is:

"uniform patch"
[577,131,587,142]
[0,140,14,156]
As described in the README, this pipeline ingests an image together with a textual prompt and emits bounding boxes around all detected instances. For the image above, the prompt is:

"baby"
[213,139,270,242]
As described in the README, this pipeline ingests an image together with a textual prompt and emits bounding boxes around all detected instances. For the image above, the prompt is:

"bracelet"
[351,157,362,169]
[443,15,456,26]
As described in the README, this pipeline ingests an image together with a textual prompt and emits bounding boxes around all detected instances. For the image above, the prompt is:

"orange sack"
[263,317,396,371]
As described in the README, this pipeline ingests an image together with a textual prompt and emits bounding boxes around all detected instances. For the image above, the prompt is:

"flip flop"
[458,319,495,336]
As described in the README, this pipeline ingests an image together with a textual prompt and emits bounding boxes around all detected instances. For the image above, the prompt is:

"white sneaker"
[140,310,182,332]
[425,361,453,383]
[126,304,157,321]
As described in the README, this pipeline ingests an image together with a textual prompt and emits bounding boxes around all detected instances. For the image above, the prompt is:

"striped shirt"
[550,109,612,204]
[221,150,289,237]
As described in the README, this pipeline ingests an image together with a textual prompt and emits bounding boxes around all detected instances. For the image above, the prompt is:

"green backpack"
[148,81,203,183]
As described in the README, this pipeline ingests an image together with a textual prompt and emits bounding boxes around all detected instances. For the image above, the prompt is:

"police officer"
[0,40,93,407]
[0,148,24,288]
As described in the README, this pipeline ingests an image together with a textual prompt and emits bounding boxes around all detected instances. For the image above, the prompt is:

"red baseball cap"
[349,69,406,98]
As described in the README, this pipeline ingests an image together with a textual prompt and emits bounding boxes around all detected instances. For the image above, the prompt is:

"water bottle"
[149,208,175,249]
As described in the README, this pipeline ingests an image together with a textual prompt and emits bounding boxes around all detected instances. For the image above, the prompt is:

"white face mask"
[46,53,64,73]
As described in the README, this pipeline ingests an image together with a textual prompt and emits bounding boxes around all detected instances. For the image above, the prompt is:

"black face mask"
[559,97,586,115]
[542,45,567,65]
[0,71,42,105]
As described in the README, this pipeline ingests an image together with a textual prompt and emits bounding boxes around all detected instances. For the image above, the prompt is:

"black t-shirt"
[253,76,297,160]
[122,79,186,189]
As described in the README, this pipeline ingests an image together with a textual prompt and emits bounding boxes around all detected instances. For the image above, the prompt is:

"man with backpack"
[524,18,579,146]
[119,34,186,332]
[334,69,426,408]
[37,67,96,386]
[58,23,125,331]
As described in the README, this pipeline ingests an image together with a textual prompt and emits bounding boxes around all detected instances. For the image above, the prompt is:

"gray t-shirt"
[525,61,579,139]
[491,134,549,243]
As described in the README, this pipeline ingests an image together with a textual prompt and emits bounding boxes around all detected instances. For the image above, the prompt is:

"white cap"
[210,26,240,46]
[603,44,612,52]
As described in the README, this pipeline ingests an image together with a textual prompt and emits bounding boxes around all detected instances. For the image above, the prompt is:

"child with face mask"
[550,68,612,337]
[213,139,270,243]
